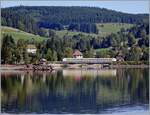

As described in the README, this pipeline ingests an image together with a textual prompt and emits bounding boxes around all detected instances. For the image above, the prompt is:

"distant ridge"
[1,6,148,35]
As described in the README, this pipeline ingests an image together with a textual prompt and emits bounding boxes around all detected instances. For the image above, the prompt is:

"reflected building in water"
[62,69,117,78]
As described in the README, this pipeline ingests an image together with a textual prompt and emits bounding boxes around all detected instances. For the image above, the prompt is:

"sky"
[1,1,149,14]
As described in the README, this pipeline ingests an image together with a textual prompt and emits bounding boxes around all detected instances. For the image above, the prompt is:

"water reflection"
[1,69,149,114]
[63,69,117,77]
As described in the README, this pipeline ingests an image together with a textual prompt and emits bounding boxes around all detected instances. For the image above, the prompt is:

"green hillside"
[55,30,97,37]
[1,26,47,42]
[2,23,133,42]
[56,23,133,37]
[97,23,134,37]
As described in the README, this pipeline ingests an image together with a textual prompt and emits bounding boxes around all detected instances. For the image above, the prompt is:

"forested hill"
[1,6,148,35]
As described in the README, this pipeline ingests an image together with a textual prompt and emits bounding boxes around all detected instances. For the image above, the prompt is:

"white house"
[27,44,37,54]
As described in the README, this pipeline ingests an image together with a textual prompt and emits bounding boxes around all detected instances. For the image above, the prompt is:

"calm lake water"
[1,68,149,114]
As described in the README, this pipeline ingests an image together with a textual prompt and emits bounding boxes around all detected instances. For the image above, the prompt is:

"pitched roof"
[73,50,83,56]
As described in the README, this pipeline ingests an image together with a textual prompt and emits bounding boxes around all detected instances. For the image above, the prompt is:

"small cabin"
[39,58,47,65]
[27,44,37,54]
[116,56,124,62]
[115,52,124,62]
[73,50,83,58]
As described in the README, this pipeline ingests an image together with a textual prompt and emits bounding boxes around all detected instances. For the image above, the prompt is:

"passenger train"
[62,58,116,64]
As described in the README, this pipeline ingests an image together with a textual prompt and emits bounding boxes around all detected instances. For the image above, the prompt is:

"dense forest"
[1,6,148,34]
[1,6,149,64]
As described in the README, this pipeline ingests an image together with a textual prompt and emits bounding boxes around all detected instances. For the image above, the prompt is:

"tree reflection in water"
[1,69,149,113]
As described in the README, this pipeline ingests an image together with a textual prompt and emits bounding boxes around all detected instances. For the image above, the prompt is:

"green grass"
[55,30,97,37]
[1,23,133,42]
[55,23,133,37]
[1,26,47,42]
[96,23,134,37]
[95,48,110,52]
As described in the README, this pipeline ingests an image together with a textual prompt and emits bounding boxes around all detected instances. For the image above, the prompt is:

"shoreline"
[0,64,149,70]
[110,64,149,68]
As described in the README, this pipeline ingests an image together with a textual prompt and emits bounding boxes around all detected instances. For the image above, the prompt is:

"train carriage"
[62,58,116,64]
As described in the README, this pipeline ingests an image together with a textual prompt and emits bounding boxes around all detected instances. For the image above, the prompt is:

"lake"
[1,68,149,114]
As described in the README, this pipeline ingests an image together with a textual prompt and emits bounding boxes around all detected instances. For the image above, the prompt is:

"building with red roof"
[73,50,83,58]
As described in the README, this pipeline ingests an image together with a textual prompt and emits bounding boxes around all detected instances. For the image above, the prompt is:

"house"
[115,52,124,62]
[27,44,37,54]
[116,56,124,62]
[73,50,83,58]
[39,58,47,65]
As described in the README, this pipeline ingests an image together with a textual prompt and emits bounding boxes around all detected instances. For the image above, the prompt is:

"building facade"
[27,44,37,54]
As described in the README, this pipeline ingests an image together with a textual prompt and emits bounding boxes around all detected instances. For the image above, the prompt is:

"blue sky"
[1,1,149,14]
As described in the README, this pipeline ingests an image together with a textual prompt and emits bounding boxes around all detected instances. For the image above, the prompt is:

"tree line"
[1,6,148,35]
[1,23,149,64]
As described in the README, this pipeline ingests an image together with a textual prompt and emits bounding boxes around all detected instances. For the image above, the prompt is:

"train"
[62,58,117,64]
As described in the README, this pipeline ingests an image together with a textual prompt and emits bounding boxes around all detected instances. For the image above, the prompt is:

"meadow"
[2,23,133,42]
